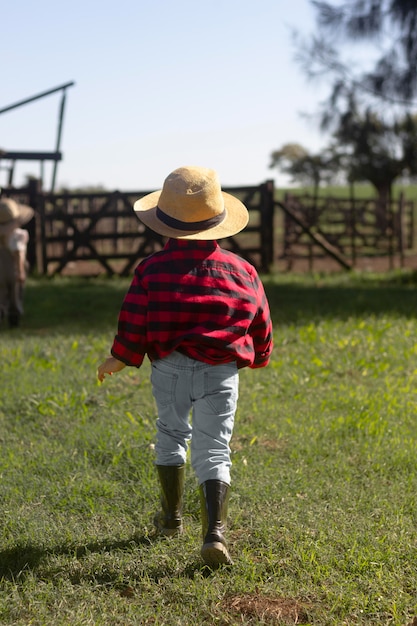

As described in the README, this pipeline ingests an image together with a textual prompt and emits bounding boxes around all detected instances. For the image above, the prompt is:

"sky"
[1,0,332,193]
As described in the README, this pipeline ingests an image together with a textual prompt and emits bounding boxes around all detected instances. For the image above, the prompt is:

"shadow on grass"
[269,282,417,324]
[0,535,148,581]
[0,533,214,584]
[16,272,417,334]
[266,269,417,324]
[22,277,130,332]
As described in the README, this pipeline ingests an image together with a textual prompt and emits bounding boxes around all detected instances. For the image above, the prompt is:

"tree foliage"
[270,114,417,201]
[269,143,340,192]
[306,0,417,106]
[331,104,417,200]
[283,0,417,201]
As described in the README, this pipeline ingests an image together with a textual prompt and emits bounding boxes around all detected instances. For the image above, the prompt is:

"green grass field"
[1,270,417,625]
[277,182,417,202]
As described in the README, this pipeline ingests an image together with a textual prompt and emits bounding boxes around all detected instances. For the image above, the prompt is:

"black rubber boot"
[199,480,233,567]
[154,464,185,537]
[8,310,20,328]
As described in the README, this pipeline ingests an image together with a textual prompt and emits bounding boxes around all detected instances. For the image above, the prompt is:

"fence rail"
[2,180,415,275]
[4,179,275,276]
[281,192,414,270]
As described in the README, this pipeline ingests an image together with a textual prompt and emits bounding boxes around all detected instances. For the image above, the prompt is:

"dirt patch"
[53,251,417,277]
[221,593,311,624]
[274,252,417,274]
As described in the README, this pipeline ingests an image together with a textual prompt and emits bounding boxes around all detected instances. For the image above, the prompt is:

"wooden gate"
[280,192,414,270]
[31,180,274,276]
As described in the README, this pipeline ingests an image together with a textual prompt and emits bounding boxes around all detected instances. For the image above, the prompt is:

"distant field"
[276,182,417,202]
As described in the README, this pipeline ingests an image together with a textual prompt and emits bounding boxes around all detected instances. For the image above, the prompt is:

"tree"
[330,103,417,202]
[302,0,417,107]
[270,111,417,215]
[289,0,417,213]
[269,143,340,195]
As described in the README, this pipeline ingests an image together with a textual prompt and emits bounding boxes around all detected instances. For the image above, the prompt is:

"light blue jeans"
[150,351,239,485]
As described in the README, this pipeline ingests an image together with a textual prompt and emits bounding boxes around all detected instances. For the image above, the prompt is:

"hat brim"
[18,204,35,225]
[133,190,249,240]
[0,204,34,235]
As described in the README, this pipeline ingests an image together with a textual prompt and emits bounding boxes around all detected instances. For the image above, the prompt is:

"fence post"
[398,192,405,268]
[388,198,395,270]
[349,183,357,268]
[260,180,274,272]
[27,178,42,273]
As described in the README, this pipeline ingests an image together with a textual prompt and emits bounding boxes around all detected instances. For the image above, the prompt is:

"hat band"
[156,206,226,232]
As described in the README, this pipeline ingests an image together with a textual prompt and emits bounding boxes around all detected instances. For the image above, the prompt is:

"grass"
[1,270,417,625]
[276,182,417,202]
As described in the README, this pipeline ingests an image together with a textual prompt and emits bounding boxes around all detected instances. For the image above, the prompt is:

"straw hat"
[133,166,249,240]
[0,198,34,235]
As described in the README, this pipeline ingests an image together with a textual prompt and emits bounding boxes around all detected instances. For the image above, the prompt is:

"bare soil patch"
[221,593,311,624]
[53,252,417,276]
[274,252,417,274]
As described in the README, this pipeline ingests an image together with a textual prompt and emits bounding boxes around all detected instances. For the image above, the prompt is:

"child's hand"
[97,356,126,382]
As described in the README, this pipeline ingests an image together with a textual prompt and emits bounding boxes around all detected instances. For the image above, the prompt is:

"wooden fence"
[279,192,415,270]
[5,179,275,276]
[3,180,415,275]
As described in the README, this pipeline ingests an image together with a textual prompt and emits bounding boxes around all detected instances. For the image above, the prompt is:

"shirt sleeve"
[8,229,29,252]
[248,273,273,369]
[110,268,148,367]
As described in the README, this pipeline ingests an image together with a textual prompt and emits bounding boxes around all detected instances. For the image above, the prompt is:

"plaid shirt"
[111,239,273,369]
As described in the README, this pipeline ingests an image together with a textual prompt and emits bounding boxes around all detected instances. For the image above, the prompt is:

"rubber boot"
[199,480,233,567]
[154,464,185,537]
[8,309,20,328]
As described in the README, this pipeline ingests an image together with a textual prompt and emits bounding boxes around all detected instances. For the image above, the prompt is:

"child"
[0,198,34,327]
[97,166,273,567]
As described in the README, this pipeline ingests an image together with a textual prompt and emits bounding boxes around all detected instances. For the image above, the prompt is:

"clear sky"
[1,0,330,192]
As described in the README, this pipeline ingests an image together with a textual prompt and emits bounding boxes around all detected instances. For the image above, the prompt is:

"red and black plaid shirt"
[111,239,273,369]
